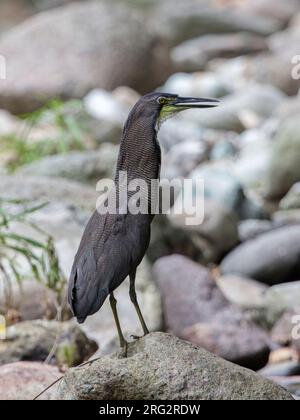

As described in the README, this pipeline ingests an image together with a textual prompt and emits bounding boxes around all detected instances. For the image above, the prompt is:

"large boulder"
[53,332,293,400]
[151,0,281,46]
[0,320,97,368]
[0,361,61,400]
[153,255,270,370]
[0,0,170,113]
[221,225,300,285]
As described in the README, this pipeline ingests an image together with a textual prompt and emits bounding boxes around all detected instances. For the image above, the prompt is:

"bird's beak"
[173,96,220,109]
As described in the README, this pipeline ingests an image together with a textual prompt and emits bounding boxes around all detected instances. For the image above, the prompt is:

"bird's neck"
[115,112,161,185]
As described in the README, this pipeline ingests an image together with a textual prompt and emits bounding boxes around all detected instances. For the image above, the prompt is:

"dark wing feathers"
[68,211,150,322]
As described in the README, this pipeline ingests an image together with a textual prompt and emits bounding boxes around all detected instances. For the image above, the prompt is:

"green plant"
[0,198,66,315]
[2,99,87,172]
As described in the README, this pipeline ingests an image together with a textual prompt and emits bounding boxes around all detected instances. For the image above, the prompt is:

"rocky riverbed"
[0,0,300,400]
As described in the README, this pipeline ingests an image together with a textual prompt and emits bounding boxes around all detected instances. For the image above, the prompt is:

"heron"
[68,92,219,355]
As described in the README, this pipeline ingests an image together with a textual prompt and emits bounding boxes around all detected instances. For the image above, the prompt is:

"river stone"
[221,225,300,285]
[182,84,285,133]
[0,0,170,113]
[53,332,292,400]
[0,361,61,400]
[171,33,267,72]
[0,174,97,211]
[265,117,300,200]
[0,320,97,368]
[18,144,118,183]
[151,0,281,46]
[153,255,270,370]
[216,274,268,309]
[280,183,300,210]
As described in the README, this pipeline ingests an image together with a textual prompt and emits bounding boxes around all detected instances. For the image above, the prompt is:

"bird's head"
[132,92,219,130]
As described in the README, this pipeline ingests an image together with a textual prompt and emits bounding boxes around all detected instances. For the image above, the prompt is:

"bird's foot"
[130,331,149,341]
[119,341,128,358]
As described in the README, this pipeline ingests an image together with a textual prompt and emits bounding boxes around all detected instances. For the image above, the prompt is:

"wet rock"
[18,144,118,183]
[153,255,269,369]
[53,332,292,400]
[0,320,97,368]
[0,361,61,400]
[0,0,170,113]
[171,33,267,72]
[216,274,268,309]
[265,117,300,200]
[221,225,300,285]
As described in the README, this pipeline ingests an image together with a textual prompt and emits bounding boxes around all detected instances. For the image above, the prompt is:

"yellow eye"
[158,97,167,105]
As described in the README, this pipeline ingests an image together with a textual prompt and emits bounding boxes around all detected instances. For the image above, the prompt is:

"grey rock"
[53,332,292,400]
[151,0,281,46]
[260,362,300,378]
[0,0,170,113]
[238,219,274,242]
[265,117,300,200]
[18,144,118,183]
[239,0,300,26]
[168,198,239,260]
[248,28,300,95]
[280,183,300,210]
[271,306,300,346]
[171,33,267,72]
[183,84,285,133]
[0,110,20,137]
[221,225,300,285]
[0,362,61,400]
[210,139,237,161]
[162,140,208,178]
[0,320,97,368]
[0,279,57,321]
[163,72,232,99]
[153,255,270,370]
[265,282,300,326]
[269,376,300,398]
[191,163,266,220]
[0,175,98,211]
[217,274,268,309]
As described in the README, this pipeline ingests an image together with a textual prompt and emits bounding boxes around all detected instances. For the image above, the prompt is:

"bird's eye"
[158,97,168,105]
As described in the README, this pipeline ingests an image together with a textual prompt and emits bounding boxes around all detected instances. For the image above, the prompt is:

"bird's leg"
[129,269,149,337]
[109,292,128,357]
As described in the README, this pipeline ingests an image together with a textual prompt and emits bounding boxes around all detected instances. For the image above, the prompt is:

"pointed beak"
[173,96,220,109]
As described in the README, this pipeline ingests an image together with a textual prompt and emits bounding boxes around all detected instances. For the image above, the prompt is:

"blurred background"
[0,0,300,399]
